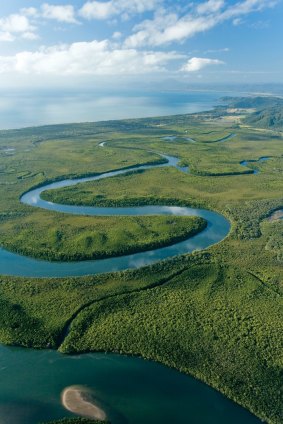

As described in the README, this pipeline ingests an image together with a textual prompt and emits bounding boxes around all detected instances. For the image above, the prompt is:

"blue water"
[240,156,271,174]
[0,89,232,130]
[0,346,261,424]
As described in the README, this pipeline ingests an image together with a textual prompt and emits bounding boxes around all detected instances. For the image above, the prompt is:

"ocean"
[0,89,236,130]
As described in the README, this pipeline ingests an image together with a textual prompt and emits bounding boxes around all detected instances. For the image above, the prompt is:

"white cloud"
[125,10,217,47]
[0,32,14,42]
[233,18,243,26]
[204,47,229,53]
[0,13,37,42]
[125,0,277,47]
[112,31,122,39]
[197,0,225,15]
[21,7,39,18]
[0,39,183,76]
[41,4,78,24]
[79,0,162,20]
[221,0,278,18]
[22,32,39,40]
[181,57,224,72]
[0,14,34,34]
[80,1,114,19]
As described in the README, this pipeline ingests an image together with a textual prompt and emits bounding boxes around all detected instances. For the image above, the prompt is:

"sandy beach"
[62,386,107,420]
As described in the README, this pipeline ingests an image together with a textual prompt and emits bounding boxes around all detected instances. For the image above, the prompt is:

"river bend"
[0,152,230,278]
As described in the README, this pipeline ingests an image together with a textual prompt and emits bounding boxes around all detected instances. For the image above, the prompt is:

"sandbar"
[62,386,107,421]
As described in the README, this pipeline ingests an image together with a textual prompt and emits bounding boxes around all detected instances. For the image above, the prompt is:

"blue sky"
[0,0,282,88]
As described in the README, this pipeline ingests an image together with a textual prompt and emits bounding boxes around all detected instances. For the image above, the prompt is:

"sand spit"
[62,385,107,421]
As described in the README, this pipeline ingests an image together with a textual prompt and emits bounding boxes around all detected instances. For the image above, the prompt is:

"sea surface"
[0,89,236,130]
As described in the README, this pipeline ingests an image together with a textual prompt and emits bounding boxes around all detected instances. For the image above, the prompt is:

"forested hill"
[221,95,283,109]
[221,96,283,129]
[244,105,283,129]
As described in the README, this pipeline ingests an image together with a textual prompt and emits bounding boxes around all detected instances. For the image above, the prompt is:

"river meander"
[0,154,231,277]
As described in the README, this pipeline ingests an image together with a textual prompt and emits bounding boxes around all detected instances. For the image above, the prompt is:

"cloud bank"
[0,40,183,75]
[0,0,278,80]
[125,0,276,47]
[79,0,161,20]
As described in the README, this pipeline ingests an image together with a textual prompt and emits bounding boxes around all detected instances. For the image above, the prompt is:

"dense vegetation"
[263,219,283,262]
[0,255,204,348]
[0,97,282,423]
[244,106,283,129]
[221,96,283,109]
[61,263,282,424]
[0,213,205,261]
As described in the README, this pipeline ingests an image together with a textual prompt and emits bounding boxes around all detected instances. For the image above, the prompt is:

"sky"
[0,0,282,89]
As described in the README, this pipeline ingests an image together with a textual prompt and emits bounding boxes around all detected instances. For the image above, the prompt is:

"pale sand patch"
[62,386,107,421]
[268,210,283,222]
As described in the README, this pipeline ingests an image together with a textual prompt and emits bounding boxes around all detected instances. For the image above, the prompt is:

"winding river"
[162,132,236,143]
[240,156,271,174]
[0,148,262,423]
[0,153,231,278]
